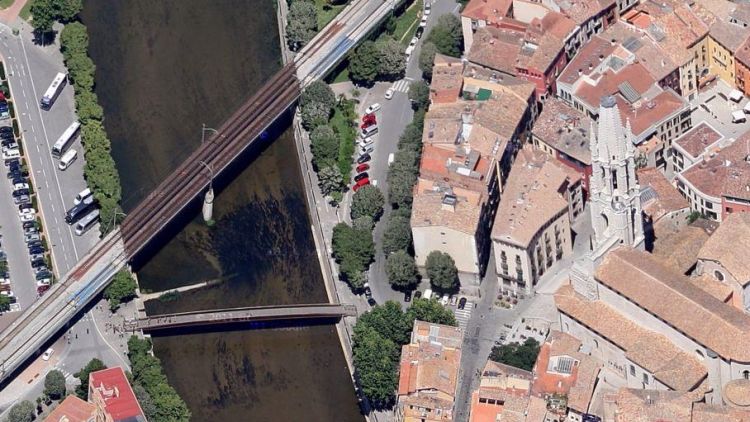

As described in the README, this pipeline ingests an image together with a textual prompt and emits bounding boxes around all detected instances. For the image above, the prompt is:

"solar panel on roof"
[618,81,641,104]
[622,36,642,52]
[640,186,659,204]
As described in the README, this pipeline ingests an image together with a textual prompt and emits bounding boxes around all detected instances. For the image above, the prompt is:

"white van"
[423,288,433,300]
[75,209,99,236]
[73,188,92,206]
[58,149,77,170]
[388,153,395,166]
[361,125,378,137]
[732,110,746,123]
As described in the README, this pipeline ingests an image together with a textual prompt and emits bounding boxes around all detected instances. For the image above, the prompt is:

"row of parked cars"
[1,124,53,300]
[352,103,383,192]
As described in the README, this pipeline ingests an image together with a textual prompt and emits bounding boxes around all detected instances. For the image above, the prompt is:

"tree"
[382,215,412,255]
[286,0,318,50]
[353,215,374,232]
[386,251,418,289]
[7,400,34,422]
[425,15,463,57]
[489,338,541,371]
[357,301,411,345]
[310,125,339,167]
[301,80,336,110]
[0,294,11,312]
[30,0,56,37]
[300,101,332,130]
[418,42,438,80]
[318,165,344,195]
[349,41,380,85]
[104,270,137,311]
[75,358,106,399]
[133,384,158,420]
[60,21,89,60]
[398,125,423,153]
[149,382,191,421]
[56,0,82,22]
[375,38,406,80]
[44,369,67,399]
[127,336,152,359]
[406,298,457,326]
[351,185,385,221]
[352,325,399,406]
[408,80,430,111]
[387,151,419,209]
[425,251,459,292]
[332,223,375,289]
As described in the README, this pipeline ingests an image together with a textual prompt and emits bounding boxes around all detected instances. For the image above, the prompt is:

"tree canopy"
[386,250,419,289]
[7,401,34,422]
[75,358,107,400]
[489,338,541,371]
[382,215,412,255]
[332,223,375,289]
[406,298,457,326]
[418,42,438,80]
[286,0,318,50]
[425,251,459,292]
[318,165,344,196]
[310,125,339,167]
[104,270,137,311]
[408,80,430,111]
[349,41,380,85]
[44,369,67,400]
[425,15,463,57]
[351,185,385,221]
[375,38,406,80]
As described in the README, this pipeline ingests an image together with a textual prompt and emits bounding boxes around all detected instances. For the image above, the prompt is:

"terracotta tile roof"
[88,367,146,422]
[710,21,750,53]
[44,396,96,422]
[637,167,689,222]
[567,354,601,413]
[698,212,750,283]
[558,36,616,86]
[411,179,485,235]
[555,284,707,390]
[468,26,523,76]
[431,54,465,104]
[491,148,574,248]
[604,22,682,80]
[531,97,593,165]
[595,247,750,362]
[692,403,750,422]
[611,388,696,422]
[652,222,712,275]
[614,89,686,141]
[557,0,616,25]
[472,96,529,146]
[538,11,577,41]
[694,0,735,21]
[736,37,750,67]
[412,320,464,348]
[690,274,735,302]
[573,62,656,111]
[680,135,750,202]
[673,122,724,159]
[462,0,514,24]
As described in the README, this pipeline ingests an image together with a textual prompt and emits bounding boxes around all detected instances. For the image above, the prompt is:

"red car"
[360,120,376,130]
[356,163,370,173]
[362,114,376,125]
[353,178,370,191]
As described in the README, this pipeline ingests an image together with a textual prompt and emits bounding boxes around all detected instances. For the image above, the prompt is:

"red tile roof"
[462,0,514,24]
[44,396,96,422]
[89,367,146,422]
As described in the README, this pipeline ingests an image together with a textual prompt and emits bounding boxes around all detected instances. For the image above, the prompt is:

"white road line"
[19,36,80,263]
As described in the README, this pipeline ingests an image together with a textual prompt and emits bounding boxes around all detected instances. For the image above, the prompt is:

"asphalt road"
[0,23,98,286]
[361,0,461,307]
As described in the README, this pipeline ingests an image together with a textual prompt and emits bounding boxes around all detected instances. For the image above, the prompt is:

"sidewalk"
[0,0,28,25]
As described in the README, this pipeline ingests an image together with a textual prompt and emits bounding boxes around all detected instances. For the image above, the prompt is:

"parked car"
[358,137,374,148]
[30,259,46,269]
[35,270,52,281]
[415,26,424,39]
[360,120,376,130]
[13,195,29,205]
[354,172,369,182]
[27,240,43,249]
[19,209,36,221]
[3,142,18,151]
[359,144,374,155]
[24,226,38,235]
[29,246,45,255]
[424,2,431,14]
[365,103,381,114]
[356,163,370,173]
[42,348,54,361]
[361,113,376,125]
[23,221,37,229]
[367,297,377,306]
[2,149,20,162]
[420,16,428,27]
[352,178,370,192]
[24,233,40,243]
[12,189,29,198]
[450,295,458,306]
[13,182,29,191]
[29,253,44,262]
[384,87,394,100]
[0,126,12,134]
[440,294,450,306]
[37,278,51,286]
[357,153,371,164]
[414,290,422,299]
[404,291,412,302]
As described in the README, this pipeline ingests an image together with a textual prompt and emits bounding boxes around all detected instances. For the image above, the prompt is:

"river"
[81,1,362,420]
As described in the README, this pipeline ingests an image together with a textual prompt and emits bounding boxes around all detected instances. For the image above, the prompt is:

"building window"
[630,365,636,376]
[715,270,725,282]
[643,373,649,385]
[744,370,749,380]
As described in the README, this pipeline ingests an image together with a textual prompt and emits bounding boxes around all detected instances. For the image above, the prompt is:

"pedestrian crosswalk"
[392,79,410,93]
[454,302,473,330]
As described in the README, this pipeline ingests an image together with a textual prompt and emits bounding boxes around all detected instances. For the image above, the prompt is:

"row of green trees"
[6,369,67,422]
[348,38,406,86]
[103,270,138,311]
[60,22,123,234]
[30,0,81,42]
[286,0,319,51]
[353,299,456,406]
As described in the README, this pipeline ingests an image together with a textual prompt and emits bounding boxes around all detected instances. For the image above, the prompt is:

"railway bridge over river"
[0,0,399,383]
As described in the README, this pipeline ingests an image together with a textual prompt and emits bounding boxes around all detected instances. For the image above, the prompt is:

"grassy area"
[315,0,347,29]
[330,99,357,182]
[0,0,14,9]
[388,0,423,44]
[19,0,33,20]
[331,66,350,83]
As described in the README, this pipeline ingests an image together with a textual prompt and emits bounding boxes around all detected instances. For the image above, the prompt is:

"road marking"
[19,35,80,263]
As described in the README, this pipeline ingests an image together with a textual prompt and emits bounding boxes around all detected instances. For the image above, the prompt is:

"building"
[652,218,717,275]
[44,396,97,422]
[412,65,536,276]
[671,122,725,173]
[559,246,750,406]
[696,212,750,312]
[491,147,581,294]
[396,320,463,422]
[637,167,690,247]
[89,367,147,422]
[676,134,750,221]
[468,361,533,422]
[531,97,594,194]
[460,0,515,52]
[555,23,692,145]
[430,54,465,105]
[542,0,617,59]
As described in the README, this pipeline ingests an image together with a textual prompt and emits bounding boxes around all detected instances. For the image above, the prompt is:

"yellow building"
[708,21,750,85]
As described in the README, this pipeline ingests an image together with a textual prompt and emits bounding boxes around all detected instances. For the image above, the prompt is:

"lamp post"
[201,123,221,145]
[198,160,214,223]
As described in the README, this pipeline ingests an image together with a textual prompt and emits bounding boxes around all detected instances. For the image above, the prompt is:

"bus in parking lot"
[52,121,80,157]
[40,72,67,110]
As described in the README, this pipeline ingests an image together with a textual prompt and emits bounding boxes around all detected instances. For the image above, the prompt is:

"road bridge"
[125,304,358,332]
[0,0,399,383]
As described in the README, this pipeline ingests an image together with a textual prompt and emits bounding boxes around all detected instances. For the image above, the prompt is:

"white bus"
[40,72,67,110]
[75,209,99,236]
[51,121,80,157]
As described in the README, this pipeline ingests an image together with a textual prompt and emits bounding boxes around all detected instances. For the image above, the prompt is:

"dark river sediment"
[82,1,362,420]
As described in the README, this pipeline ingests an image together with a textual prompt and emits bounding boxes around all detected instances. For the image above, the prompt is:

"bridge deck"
[126,303,357,331]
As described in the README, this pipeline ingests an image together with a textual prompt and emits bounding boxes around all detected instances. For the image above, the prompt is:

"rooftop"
[698,211,750,283]
[89,367,146,422]
[44,396,96,422]
[431,54,465,104]
[610,388,698,422]
[531,97,593,165]
[556,0,616,25]
[672,122,724,159]
[411,178,485,235]
[680,134,750,202]
[595,247,750,362]
[690,274,735,303]
[462,0,514,24]
[491,148,577,248]
[710,20,750,53]
[637,167,689,222]
[555,284,707,391]
[652,220,714,275]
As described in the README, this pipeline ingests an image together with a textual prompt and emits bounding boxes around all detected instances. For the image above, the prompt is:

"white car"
[365,103,381,114]
[13,182,29,192]
[385,88,394,100]
[405,45,415,57]
[73,187,92,206]
[440,294,450,306]
[420,16,428,27]
[1,290,14,297]
[358,137,375,148]
[409,37,418,48]
[360,144,375,155]
[19,208,36,221]
[424,3,431,14]
[2,149,19,161]
[42,348,54,361]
